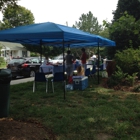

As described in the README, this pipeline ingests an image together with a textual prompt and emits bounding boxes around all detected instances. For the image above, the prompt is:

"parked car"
[7,57,43,79]
[49,55,64,64]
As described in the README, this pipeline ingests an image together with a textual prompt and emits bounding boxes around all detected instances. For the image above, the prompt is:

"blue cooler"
[73,76,88,90]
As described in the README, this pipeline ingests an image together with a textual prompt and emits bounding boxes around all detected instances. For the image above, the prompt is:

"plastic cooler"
[73,76,88,90]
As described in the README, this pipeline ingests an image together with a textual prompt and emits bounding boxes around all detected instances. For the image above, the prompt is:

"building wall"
[0,42,30,62]
[1,49,30,63]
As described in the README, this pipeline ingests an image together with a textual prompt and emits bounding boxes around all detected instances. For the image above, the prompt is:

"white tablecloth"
[39,65,65,75]
[40,64,77,75]
[53,64,77,74]
[53,65,64,74]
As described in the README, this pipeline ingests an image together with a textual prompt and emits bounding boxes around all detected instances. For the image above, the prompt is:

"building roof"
[0,41,26,50]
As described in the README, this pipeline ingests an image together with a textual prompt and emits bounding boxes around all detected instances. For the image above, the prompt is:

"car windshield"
[31,58,40,63]
[9,58,25,63]
[25,57,43,63]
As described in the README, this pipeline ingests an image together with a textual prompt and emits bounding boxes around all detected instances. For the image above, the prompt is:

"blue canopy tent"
[0,22,100,45]
[0,22,115,47]
[70,39,116,84]
[0,22,115,99]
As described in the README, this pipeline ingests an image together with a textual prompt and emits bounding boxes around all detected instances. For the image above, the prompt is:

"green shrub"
[125,72,137,86]
[0,57,6,68]
[133,85,140,92]
[114,48,140,76]
[107,66,137,87]
[107,66,127,87]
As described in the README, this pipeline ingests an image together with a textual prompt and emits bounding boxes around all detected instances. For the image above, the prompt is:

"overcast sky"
[0,0,118,26]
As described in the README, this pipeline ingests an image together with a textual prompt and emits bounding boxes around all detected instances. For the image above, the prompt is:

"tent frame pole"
[97,41,100,84]
[40,40,43,64]
[62,39,66,100]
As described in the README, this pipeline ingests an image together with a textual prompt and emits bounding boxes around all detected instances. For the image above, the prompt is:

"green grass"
[0,61,6,69]
[9,77,140,140]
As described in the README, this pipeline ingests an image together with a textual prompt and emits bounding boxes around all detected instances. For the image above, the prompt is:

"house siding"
[0,41,30,63]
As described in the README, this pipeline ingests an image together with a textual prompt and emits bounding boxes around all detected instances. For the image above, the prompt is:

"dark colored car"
[7,57,43,79]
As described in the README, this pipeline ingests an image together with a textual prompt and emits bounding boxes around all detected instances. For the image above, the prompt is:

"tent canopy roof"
[0,22,115,47]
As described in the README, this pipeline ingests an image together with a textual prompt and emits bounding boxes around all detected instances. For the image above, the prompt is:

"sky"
[0,0,118,27]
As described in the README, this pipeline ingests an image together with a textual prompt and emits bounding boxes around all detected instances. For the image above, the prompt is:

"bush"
[107,66,127,87]
[133,85,140,92]
[125,72,137,86]
[0,57,6,68]
[107,66,137,87]
[114,48,140,76]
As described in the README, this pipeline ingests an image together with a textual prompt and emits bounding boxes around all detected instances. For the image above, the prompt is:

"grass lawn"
[9,77,140,140]
[0,61,6,69]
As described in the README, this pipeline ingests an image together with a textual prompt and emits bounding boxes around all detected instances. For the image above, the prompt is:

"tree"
[114,47,140,76]
[72,11,103,57]
[73,11,102,35]
[0,4,63,58]
[106,0,140,58]
[1,5,34,29]
[113,0,140,22]
[104,12,140,58]
[99,22,110,38]
[0,0,18,12]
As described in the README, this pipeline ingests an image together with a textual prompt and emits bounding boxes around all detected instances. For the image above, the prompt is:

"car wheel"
[30,70,35,77]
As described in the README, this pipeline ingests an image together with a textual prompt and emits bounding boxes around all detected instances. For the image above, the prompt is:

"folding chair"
[51,72,66,93]
[33,72,48,93]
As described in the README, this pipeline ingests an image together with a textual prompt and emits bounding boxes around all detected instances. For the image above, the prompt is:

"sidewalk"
[10,77,34,85]
[10,74,53,85]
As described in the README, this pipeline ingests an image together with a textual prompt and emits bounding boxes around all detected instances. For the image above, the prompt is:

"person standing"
[65,50,74,83]
[80,48,87,70]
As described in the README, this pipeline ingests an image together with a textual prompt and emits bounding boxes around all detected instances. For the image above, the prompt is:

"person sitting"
[76,65,85,76]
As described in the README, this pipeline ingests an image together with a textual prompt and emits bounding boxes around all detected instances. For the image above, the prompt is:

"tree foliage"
[0,5,34,29]
[113,0,140,21]
[114,48,140,75]
[73,11,102,35]
[111,13,140,50]
[72,11,103,57]
[0,0,18,12]
[104,13,140,58]
[0,1,64,57]
[107,48,140,87]
[105,0,140,58]
[0,4,63,57]
[99,27,109,38]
